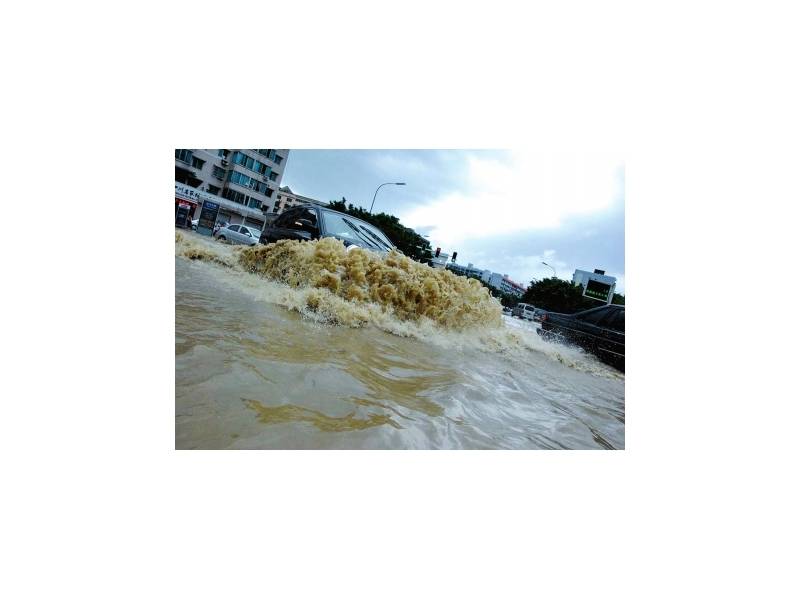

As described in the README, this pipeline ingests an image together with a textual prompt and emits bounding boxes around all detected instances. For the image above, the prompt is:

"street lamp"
[542,262,556,278]
[369,182,406,214]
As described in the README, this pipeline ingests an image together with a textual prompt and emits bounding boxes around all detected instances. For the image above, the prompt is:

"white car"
[213,224,260,246]
[512,303,538,321]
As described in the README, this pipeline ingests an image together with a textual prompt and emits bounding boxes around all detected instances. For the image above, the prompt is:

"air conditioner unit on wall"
[221,160,229,166]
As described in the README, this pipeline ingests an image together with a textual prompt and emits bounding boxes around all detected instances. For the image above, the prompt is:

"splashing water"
[236,237,503,329]
[175,231,624,449]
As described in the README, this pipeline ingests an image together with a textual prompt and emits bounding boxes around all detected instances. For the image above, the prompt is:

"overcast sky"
[281,150,625,293]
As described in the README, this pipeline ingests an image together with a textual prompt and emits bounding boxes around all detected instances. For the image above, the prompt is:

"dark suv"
[259,205,395,253]
[538,304,625,371]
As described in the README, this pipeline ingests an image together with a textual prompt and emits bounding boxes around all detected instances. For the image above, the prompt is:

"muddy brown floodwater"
[175,231,624,449]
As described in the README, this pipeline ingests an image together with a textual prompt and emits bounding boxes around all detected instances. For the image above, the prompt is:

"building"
[447,262,485,279]
[572,269,617,304]
[174,149,289,230]
[482,272,527,297]
[446,262,527,297]
[272,186,329,214]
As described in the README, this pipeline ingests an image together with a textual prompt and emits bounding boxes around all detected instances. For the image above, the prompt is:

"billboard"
[584,278,612,301]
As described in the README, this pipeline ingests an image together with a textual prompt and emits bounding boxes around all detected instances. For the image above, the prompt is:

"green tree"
[520,277,601,314]
[327,199,432,262]
[612,292,625,305]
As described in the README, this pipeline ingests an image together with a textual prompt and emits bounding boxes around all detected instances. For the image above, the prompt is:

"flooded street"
[176,232,624,449]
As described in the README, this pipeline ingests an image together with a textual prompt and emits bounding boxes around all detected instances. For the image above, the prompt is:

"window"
[275,154,283,165]
[233,151,254,170]
[191,156,205,169]
[254,161,271,177]
[269,171,279,181]
[223,188,246,204]
[297,207,318,229]
[217,149,229,158]
[212,166,225,180]
[320,212,366,244]
[265,188,273,197]
[257,149,278,162]
[228,170,252,188]
[175,149,193,163]
[274,208,303,228]
[248,198,261,209]
[354,221,393,248]
[228,225,240,232]
[207,185,220,195]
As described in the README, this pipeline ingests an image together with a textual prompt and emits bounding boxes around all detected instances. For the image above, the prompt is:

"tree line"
[519,277,625,313]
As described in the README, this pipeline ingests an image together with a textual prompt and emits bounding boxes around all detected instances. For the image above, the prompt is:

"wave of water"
[175,231,624,449]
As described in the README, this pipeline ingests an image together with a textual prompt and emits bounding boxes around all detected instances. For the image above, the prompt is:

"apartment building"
[483,272,527,298]
[272,186,329,214]
[174,149,289,230]
[447,262,528,297]
[447,262,485,279]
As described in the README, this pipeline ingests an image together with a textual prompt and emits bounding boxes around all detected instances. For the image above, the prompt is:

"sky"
[281,150,625,294]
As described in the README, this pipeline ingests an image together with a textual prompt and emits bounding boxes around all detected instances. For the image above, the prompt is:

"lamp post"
[369,182,406,214]
[542,262,556,278]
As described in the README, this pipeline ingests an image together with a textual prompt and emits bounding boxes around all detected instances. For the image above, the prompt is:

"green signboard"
[584,279,611,301]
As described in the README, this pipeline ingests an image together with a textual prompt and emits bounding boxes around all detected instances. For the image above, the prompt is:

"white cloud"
[371,152,432,177]
[479,250,572,286]
[400,151,623,247]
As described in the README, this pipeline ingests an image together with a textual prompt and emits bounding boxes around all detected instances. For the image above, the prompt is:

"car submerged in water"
[538,304,625,372]
[259,205,395,254]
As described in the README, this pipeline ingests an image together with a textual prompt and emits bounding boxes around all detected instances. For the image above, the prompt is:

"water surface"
[175,232,624,449]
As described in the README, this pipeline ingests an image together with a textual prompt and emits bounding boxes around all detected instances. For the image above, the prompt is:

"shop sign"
[175,182,217,204]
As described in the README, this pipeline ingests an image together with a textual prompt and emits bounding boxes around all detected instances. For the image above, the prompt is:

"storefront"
[175,182,266,234]
[175,198,196,227]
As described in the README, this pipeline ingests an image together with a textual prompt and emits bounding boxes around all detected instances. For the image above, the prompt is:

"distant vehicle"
[259,205,395,254]
[512,303,538,320]
[214,224,260,246]
[191,219,198,230]
[538,304,625,371]
[502,306,513,315]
